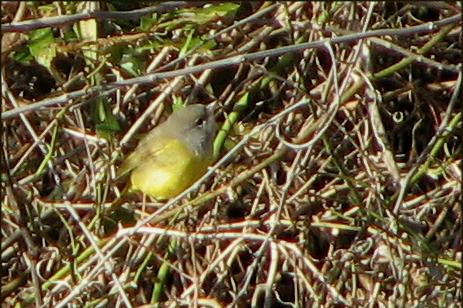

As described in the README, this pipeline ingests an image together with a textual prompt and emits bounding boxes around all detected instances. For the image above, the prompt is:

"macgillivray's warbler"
[118,104,217,200]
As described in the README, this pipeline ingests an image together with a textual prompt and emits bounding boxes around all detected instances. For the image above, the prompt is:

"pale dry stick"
[368,279,382,308]
[245,177,268,232]
[322,3,375,107]
[425,197,454,240]
[368,234,401,282]
[2,83,49,159]
[2,190,43,306]
[286,152,334,204]
[1,234,21,262]
[336,2,375,93]
[2,81,63,188]
[199,220,258,232]
[234,25,275,60]
[369,36,459,73]
[108,63,123,117]
[73,108,99,199]
[232,238,272,306]
[354,1,376,61]
[199,220,299,233]
[139,217,315,233]
[357,117,378,186]
[168,298,222,308]
[185,67,214,105]
[10,118,56,176]
[22,252,43,306]
[180,241,246,299]
[43,280,74,305]
[122,46,171,105]
[263,168,279,221]
[1,87,118,120]
[275,123,310,177]
[262,147,305,286]
[402,180,458,211]
[393,71,462,214]
[327,117,368,183]
[233,2,305,55]
[1,2,190,32]
[275,40,341,153]
[361,160,391,212]
[13,2,27,22]
[282,242,349,305]
[55,201,131,308]
[58,146,85,179]
[251,285,268,307]
[190,241,202,307]
[258,170,281,307]
[263,241,280,308]
[297,139,313,169]
[215,66,241,107]
[0,2,27,53]
[415,186,458,221]
[277,244,321,304]
[326,2,375,124]
[361,69,401,183]
[183,229,258,301]
[35,247,61,282]
[61,127,108,146]
[281,147,313,203]
[319,53,335,107]
[118,228,272,243]
[125,232,159,271]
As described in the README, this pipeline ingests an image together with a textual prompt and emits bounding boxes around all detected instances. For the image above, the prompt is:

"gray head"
[165,104,217,158]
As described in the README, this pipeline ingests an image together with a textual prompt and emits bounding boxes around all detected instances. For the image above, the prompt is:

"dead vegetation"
[1,2,461,307]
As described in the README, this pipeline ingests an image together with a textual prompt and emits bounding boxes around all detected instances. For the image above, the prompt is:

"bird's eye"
[195,117,205,126]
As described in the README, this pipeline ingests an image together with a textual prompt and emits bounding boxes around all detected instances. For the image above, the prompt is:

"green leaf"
[213,92,249,159]
[28,28,56,68]
[181,3,240,23]
[120,53,145,77]
[179,30,195,57]
[134,39,164,53]
[140,14,158,32]
[179,30,216,57]
[172,96,186,112]
[13,47,33,64]
[161,3,240,31]
[91,98,121,139]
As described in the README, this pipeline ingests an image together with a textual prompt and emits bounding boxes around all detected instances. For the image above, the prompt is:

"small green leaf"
[120,53,145,77]
[179,30,195,57]
[140,14,158,32]
[28,28,56,68]
[91,98,121,139]
[13,47,33,64]
[179,31,216,57]
[181,3,240,24]
[161,3,240,31]
[172,96,186,112]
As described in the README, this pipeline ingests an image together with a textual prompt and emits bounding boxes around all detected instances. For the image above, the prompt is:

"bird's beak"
[207,102,220,117]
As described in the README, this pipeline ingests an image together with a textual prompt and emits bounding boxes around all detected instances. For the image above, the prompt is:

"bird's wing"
[117,135,169,178]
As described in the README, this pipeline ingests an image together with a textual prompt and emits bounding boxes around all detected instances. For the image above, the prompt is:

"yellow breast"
[129,138,211,200]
